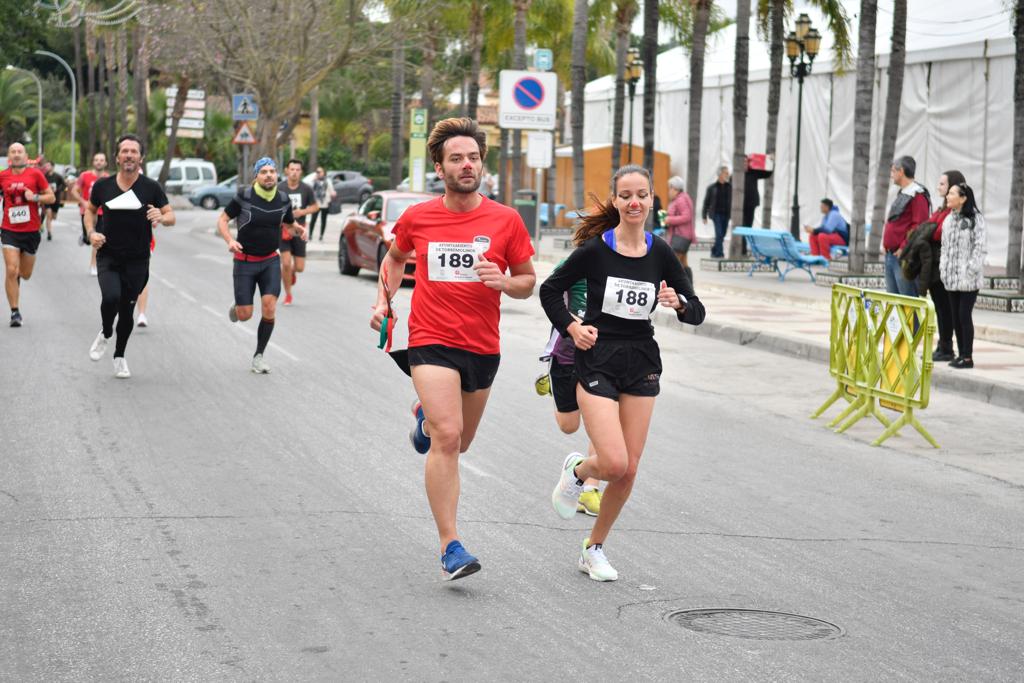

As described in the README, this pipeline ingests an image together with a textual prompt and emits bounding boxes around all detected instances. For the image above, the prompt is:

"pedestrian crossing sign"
[232,93,259,121]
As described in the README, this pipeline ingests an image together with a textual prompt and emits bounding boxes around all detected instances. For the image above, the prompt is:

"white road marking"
[194,253,224,263]
[459,459,493,479]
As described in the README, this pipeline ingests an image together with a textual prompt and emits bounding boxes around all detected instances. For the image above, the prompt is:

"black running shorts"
[1,229,41,255]
[233,255,282,305]
[408,344,501,393]
[549,356,580,413]
[575,338,662,400]
[280,235,307,258]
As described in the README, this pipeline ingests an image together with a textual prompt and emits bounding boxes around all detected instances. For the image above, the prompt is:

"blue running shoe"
[441,540,481,581]
[410,401,431,454]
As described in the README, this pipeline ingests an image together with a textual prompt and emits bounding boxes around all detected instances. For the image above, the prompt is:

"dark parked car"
[338,190,435,280]
[303,169,374,210]
[189,175,239,210]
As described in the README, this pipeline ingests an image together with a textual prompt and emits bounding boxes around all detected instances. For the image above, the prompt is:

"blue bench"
[732,227,828,282]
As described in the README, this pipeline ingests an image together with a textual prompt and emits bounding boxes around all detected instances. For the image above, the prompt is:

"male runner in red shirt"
[1,142,55,327]
[370,118,535,581]
[69,152,110,275]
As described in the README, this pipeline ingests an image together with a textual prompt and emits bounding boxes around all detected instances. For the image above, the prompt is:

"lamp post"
[34,50,75,170]
[625,47,643,165]
[5,65,43,158]
[785,14,821,239]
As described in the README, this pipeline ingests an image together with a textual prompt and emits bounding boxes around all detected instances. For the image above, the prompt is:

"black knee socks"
[256,318,274,355]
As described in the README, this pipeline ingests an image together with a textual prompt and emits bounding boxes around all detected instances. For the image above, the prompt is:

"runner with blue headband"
[216,157,305,373]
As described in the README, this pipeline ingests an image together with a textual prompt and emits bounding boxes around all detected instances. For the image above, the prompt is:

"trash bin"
[513,189,538,239]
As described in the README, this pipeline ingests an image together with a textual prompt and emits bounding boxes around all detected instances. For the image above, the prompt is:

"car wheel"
[358,190,371,205]
[200,196,218,210]
[338,237,360,276]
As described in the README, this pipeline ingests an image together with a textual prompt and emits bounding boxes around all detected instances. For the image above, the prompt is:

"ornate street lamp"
[785,14,821,239]
[626,47,643,165]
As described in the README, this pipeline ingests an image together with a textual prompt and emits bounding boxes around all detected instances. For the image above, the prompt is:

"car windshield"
[221,176,237,187]
[386,198,427,222]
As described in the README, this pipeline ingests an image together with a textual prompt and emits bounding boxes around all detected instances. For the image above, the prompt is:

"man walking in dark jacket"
[702,166,731,257]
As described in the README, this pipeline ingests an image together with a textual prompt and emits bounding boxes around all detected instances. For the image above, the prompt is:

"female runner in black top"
[540,164,706,581]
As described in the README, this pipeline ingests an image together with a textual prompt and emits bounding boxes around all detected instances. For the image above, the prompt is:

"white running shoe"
[113,357,131,379]
[552,452,585,519]
[89,332,109,361]
[90,265,98,276]
[137,313,148,327]
[251,354,271,374]
[228,305,238,322]
[578,538,618,582]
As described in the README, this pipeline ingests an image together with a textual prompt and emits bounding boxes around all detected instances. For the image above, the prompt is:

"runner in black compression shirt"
[217,157,303,373]
[540,164,706,582]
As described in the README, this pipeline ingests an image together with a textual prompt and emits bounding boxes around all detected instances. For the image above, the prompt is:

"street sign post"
[232,94,259,121]
[534,48,553,71]
[232,122,257,145]
[165,86,205,139]
[498,70,557,131]
[409,108,428,193]
[526,131,553,169]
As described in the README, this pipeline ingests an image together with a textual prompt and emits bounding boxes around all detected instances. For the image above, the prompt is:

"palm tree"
[868,0,907,257]
[641,0,658,173]
[758,0,852,228]
[466,0,485,120]
[610,0,638,172]
[848,0,879,274]
[685,0,712,202]
[728,0,752,257]
[570,0,589,207]
[1008,0,1023,288]
[0,71,32,146]
[390,37,406,189]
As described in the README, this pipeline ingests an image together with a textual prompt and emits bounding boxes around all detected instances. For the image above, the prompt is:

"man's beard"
[444,172,480,194]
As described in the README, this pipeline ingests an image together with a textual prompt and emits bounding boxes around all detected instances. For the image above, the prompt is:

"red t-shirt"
[393,195,534,355]
[0,167,50,232]
[77,170,108,216]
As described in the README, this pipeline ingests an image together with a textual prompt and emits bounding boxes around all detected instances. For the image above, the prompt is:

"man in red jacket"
[882,156,930,296]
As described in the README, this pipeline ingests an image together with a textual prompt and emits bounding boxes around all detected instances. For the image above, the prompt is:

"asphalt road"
[1,210,1022,682]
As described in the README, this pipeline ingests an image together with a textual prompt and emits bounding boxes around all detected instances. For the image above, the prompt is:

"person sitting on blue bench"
[803,198,848,261]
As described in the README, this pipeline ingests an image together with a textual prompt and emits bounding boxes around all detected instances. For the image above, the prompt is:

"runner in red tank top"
[1,142,55,327]
[68,152,110,275]
[370,118,536,581]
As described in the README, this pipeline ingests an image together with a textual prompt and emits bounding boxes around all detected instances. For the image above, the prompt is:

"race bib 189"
[602,276,656,320]
[426,242,482,282]
[7,205,29,224]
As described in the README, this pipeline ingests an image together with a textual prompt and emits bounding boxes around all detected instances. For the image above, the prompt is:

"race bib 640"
[7,205,29,224]
[602,276,656,320]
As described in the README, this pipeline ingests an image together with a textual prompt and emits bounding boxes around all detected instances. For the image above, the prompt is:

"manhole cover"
[665,609,843,641]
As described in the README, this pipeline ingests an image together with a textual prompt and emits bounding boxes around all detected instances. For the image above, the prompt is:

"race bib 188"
[426,242,481,282]
[602,276,656,320]
[7,205,29,224]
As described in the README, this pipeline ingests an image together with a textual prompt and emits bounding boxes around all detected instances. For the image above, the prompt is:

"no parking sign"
[498,70,557,130]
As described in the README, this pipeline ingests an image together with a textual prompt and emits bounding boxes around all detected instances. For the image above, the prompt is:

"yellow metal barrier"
[811,285,938,447]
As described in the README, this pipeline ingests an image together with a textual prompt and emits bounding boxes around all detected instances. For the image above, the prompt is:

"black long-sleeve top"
[540,234,706,341]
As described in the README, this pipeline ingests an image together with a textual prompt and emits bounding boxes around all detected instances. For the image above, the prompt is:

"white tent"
[578,0,1017,266]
